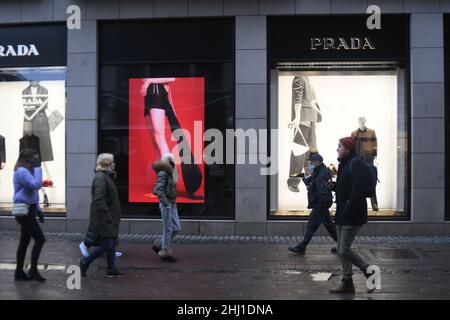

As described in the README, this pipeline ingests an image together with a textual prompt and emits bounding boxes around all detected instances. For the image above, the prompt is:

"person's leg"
[147,109,170,158]
[83,238,110,265]
[105,238,116,271]
[339,226,369,277]
[300,209,322,247]
[15,217,32,279]
[160,203,173,250]
[23,206,47,281]
[170,203,181,240]
[370,192,379,211]
[330,225,355,293]
[323,210,337,242]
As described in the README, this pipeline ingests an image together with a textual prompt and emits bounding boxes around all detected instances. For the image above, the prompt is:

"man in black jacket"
[327,137,372,294]
[288,153,337,254]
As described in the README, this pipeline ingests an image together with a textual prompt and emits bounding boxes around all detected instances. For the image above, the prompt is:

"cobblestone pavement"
[1,232,450,300]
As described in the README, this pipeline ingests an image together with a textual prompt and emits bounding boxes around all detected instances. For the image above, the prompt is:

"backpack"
[349,157,379,198]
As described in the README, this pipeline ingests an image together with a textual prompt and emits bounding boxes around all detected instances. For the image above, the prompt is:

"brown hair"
[14,149,37,171]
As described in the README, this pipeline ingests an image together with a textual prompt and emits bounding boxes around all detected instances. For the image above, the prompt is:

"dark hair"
[14,149,38,171]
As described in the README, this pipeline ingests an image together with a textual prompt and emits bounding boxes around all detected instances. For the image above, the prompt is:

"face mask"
[106,168,116,179]
[308,164,316,173]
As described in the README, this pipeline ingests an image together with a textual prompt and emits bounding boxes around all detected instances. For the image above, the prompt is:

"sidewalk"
[1,232,450,300]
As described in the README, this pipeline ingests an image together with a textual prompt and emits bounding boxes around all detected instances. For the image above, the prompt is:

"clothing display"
[19,134,41,159]
[22,82,53,162]
[144,83,172,116]
[288,76,322,192]
[351,127,377,163]
[0,134,5,165]
[351,126,379,210]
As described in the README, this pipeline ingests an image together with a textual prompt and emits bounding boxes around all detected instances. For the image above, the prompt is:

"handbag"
[12,203,29,217]
[48,109,64,131]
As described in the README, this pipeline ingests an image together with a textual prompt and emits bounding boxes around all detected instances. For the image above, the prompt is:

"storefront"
[0,23,67,215]
[0,0,448,236]
[268,15,410,220]
[98,18,235,219]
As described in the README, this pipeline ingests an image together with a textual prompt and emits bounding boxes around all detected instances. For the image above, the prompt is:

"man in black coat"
[288,153,337,254]
[0,134,5,170]
[327,136,372,294]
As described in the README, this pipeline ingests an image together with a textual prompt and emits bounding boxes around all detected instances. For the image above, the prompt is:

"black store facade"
[0,7,448,236]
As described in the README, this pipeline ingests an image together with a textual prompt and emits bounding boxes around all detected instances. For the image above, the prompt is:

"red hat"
[339,136,356,151]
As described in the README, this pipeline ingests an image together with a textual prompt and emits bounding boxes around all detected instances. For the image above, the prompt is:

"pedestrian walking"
[13,149,46,281]
[288,153,337,254]
[151,153,181,263]
[326,137,374,293]
[79,153,123,278]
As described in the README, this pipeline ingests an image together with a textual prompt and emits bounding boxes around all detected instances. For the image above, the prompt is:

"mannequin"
[19,122,50,207]
[351,117,379,211]
[287,75,322,193]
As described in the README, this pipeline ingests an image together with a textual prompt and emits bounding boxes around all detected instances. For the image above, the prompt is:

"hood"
[152,160,173,175]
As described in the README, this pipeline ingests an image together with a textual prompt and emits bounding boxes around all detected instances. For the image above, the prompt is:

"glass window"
[269,63,409,219]
[0,67,66,214]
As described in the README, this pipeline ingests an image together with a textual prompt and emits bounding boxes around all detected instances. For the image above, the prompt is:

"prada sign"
[0,44,40,57]
[310,37,375,50]
[268,15,409,62]
[0,24,66,67]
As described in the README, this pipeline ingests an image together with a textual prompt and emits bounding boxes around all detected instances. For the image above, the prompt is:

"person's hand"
[42,179,53,188]
[32,155,41,168]
[0,162,5,170]
[324,179,336,190]
[37,212,44,224]
[141,80,150,96]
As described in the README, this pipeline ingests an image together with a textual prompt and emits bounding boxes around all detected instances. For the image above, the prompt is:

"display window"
[267,15,410,219]
[0,67,66,213]
[99,19,235,219]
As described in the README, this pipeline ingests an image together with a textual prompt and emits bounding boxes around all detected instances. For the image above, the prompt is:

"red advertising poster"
[129,78,205,203]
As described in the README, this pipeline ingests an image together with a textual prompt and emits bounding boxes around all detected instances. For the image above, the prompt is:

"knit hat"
[308,153,323,162]
[339,136,356,151]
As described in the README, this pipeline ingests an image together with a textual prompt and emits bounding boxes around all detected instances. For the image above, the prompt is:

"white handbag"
[12,203,29,217]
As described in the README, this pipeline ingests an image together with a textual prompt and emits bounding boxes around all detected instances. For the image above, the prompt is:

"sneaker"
[158,249,177,263]
[329,279,355,294]
[152,245,161,254]
[14,270,31,281]
[288,244,306,255]
[78,259,88,277]
[115,251,123,258]
[331,247,337,254]
[79,242,90,257]
[106,269,125,278]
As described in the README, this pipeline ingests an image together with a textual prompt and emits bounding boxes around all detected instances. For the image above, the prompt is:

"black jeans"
[299,207,337,248]
[82,237,116,271]
[15,205,46,272]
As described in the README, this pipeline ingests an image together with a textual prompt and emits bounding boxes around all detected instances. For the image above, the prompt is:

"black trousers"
[15,205,46,272]
[299,207,337,248]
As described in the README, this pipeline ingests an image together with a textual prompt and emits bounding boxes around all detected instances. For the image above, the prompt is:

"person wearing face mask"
[79,153,124,278]
[325,137,374,294]
[288,153,337,255]
[151,153,181,263]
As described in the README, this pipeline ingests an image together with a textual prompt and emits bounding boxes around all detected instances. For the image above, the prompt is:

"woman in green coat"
[79,153,123,278]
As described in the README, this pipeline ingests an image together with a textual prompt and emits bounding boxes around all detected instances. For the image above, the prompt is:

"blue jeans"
[83,237,116,271]
[336,225,369,280]
[159,202,181,250]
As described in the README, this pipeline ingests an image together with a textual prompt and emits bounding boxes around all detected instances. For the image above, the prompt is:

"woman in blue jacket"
[13,148,46,281]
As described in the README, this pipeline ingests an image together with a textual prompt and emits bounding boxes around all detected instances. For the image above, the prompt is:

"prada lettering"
[0,44,39,57]
[310,37,375,50]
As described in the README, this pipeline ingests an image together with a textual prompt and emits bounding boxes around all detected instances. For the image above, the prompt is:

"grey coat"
[291,76,322,123]
[153,160,177,206]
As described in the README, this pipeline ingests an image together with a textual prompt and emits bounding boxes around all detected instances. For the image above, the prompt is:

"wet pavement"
[1,232,450,300]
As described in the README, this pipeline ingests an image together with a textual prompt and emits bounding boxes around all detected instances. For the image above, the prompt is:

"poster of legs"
[0,76,66,211]
[129,77,205,203]
[277,72,401,215]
